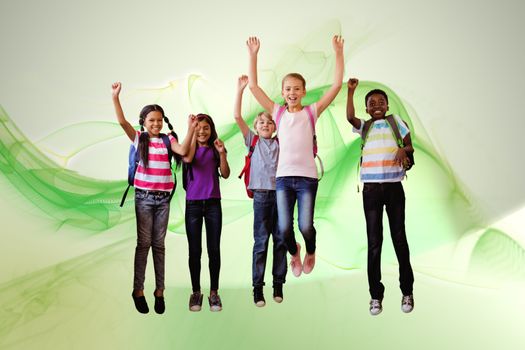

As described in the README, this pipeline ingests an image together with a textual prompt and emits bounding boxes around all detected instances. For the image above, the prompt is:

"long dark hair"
[138,104,182,169]
[194,113,221,167]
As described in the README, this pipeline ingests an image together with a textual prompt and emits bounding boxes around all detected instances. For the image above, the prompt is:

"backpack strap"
[303,105,317,156]
[360,119,374,145]
[120,184,131,207]
[160,134,177,201]
[356,119,374,193]
[160,134,174,163]
[238,135,259,179]
[384,115,404,147]
[274,105,287,132]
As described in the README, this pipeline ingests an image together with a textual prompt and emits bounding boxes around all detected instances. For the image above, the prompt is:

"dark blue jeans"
[276,176,319,255]
[134,189,171,291]
[362,182,414,299]
[252,190,287,288]
[185,198,222,292]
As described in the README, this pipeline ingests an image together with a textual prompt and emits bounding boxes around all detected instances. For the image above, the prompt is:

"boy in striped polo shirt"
[346,78,415,316]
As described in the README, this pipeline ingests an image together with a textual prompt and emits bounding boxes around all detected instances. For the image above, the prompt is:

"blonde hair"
[281,73,306,89]
[253,111,274,130]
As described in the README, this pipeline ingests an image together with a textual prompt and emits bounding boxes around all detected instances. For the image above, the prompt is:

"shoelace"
[402,296,412,305]
[210,295,220,305]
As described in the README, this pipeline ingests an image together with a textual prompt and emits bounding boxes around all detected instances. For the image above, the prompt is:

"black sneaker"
[273,284,283,303]
[132,292,149,314]
[189,291,203,312]
[208,294,222,312]
[154,293,165,314]
[253,287,266,307]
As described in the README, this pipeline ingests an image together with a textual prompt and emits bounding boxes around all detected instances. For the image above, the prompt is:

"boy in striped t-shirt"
[346,78,415,316]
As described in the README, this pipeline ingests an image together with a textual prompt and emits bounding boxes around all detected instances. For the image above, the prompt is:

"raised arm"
[112,82,136,142]
[346,78,361,129]
[234,75,251,138]
[171,114,197,156]
[214,139,230,179]
[247,37,274,113]
[182,132,197,163]
[315,35,344,116]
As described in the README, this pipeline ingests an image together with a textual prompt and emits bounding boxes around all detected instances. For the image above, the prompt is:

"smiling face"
[254,113,275,139]
[366,93,389,120]
[144,110,163,137]
[196,120,212,146]
[281,76,306,108]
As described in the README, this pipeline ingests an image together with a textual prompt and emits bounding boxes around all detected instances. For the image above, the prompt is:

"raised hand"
[214,139,226,154]
[246,36,260,56]
[112,82,122,98]
[332,35,344,54]
[347,78,359,92]
[188,114,198,129]
[238,75,249,91]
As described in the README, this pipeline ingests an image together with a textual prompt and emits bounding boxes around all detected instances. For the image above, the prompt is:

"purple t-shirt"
[185,146,221,200]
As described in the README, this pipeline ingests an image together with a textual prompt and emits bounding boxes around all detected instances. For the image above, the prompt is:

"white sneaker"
[369,299,383,316]
[290,243,302,277]
[401,295,414,313]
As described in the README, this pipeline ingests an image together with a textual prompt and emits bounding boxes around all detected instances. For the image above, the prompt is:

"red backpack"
[238,135,260,198]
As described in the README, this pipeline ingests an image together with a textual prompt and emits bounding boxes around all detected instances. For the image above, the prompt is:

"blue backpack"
[120,133,176,207]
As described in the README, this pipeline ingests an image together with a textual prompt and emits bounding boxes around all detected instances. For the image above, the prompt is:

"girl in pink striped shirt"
[112,82,197,314]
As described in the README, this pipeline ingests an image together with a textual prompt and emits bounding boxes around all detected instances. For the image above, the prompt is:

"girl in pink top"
[112,82,196,314]
[246,36,344,277]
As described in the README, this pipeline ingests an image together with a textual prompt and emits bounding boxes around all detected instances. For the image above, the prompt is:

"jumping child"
[246,36,344,277]
[346,78,415,316]
[234,75,287,306]
[183,114,230,312]
[112,82,196,314]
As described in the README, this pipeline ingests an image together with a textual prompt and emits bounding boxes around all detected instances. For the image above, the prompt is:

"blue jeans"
[362,182,414,299]
[134,189,171,291]
[276,176,319,255]
[185,198,222,292]
[252,190,287,288]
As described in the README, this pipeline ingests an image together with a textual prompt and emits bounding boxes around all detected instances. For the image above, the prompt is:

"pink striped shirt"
[133,131,176,192]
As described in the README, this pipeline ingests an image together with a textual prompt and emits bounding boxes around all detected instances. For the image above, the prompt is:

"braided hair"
[138,104,182,169]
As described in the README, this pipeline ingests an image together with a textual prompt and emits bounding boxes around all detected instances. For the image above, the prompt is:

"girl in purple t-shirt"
[182,114,230,312]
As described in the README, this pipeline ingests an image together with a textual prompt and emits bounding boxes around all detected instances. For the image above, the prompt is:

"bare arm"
[247,37,274,113]
[171,114,197,156]
[315,35,344,116]
[214,139,230,179]
[234,75,251,138]
[111,82,136,142]
[182,132,197,163]
[346,78,361,129]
